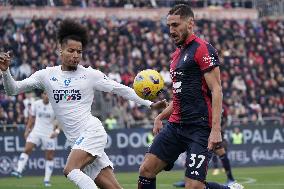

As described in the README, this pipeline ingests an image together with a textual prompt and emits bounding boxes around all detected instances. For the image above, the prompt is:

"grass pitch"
[0,166,283,189]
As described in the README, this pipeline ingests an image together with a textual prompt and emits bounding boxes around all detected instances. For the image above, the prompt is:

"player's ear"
[187,17,194,30]
[57,43,63,56]
[58,48,62,56]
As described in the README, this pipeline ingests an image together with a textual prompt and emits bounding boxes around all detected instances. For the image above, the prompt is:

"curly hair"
[57,19,89,48]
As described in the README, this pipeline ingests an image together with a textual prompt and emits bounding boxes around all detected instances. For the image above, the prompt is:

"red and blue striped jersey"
[168,34,220,128]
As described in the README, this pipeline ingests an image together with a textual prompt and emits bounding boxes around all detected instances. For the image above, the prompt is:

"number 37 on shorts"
[186,153,207,177]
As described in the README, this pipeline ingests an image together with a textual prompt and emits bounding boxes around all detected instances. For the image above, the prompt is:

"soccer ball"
[133,69,164,100]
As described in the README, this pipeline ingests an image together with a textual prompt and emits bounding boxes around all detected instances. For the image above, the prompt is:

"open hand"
[153,117,164,135]
[207,129,222,150]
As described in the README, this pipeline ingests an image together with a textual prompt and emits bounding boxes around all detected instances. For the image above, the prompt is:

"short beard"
[176,30,189,47]
[67,65,78,71]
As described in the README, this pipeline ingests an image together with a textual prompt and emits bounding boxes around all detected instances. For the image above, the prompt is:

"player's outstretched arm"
[92,69,167,109]
[109,82,167,110]
[0,51,43,95]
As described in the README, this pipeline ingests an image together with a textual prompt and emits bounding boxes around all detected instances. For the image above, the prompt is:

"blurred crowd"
[0,14,283,131]
[3,0,254,8]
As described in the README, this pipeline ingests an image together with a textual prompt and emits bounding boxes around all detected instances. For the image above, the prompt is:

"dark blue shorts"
[148,122,212,182]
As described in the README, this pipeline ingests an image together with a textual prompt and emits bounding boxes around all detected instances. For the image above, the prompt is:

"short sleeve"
[194,43,220,73]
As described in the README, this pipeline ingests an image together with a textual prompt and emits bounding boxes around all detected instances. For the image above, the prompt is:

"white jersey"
[2,65,152,143]
[30,99,55,136]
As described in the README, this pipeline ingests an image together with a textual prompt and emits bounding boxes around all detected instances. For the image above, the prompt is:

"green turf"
[0,166,283,189]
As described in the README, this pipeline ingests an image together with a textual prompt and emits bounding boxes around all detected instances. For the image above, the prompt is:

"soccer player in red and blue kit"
[137,4,243,189]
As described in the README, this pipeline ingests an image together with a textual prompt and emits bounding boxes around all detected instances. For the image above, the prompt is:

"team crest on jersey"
[53,89,82,103]
[64,78,71,86]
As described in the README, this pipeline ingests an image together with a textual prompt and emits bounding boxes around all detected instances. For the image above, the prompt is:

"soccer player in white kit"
[11,91,59,187]
[0,19,167,189]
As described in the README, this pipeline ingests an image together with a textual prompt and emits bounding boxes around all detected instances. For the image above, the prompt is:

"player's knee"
[46,156,53,161]
[63,166,72,177]
[139,163,155,178]
[23,149,32,155]
[46,153,54,160]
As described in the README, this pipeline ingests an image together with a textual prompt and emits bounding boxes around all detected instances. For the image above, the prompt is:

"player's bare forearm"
[211,87,223,131]
[204,67,222,131]
[153,101,173,135]
[26,116,35,132]
[157,101,173,120]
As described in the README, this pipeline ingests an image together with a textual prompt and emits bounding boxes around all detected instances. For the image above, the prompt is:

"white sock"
[16,153,29,173]
[44,160,54,182]
[67,169,98,189]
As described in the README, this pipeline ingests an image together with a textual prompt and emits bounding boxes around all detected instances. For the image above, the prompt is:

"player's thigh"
[64,149,96,175]
[45,150,55,160]
[25,132,40,154]
[94,166,121,189]
[83,151,114,183]
[139,153,168,177]
[141,123,184,175]
[214,138,227,154]
[65,127,108,175]
[42,137,56,151]
[185,141,212,182]
[214,147,226,156]
[24,142,36,154]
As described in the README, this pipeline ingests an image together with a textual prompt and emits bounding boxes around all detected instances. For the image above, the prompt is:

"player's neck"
[61,65,78,71]
[180,32,195,48]
[43,100,49,104]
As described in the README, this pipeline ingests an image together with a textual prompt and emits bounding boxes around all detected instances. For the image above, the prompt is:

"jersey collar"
[181,33,197,48]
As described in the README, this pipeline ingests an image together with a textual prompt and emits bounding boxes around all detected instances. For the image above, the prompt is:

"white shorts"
[83,151,114,180]
[26,131,56,150]
[72,124,113,179]
[72,125,107,157]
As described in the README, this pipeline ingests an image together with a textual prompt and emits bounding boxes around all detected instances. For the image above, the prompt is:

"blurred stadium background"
[0,0,283,188]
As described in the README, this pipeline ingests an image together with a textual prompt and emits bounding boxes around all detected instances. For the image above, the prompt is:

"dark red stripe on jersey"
[170,48,181,69]
[169,94,181,123]
[169,48,182,123]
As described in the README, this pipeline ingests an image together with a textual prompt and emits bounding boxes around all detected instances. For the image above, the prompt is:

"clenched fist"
[0,51,11,71]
